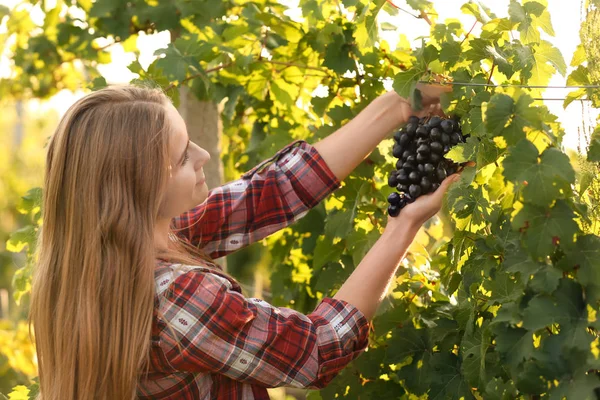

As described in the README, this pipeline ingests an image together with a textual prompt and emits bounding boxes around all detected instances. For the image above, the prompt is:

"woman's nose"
[197,146,211,164]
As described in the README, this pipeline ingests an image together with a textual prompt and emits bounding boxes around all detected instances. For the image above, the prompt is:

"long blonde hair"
[30,85,212,400]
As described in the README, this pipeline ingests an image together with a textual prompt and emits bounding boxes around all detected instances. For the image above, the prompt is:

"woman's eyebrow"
[177,140,190,165]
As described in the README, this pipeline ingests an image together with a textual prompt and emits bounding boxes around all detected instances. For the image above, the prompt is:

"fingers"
[417,83,452,107]
[440,173,461,193]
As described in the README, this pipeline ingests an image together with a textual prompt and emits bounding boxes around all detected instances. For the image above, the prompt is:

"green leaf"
[588,126,600,162]
[464,38,492,62]
[485,93,514,135]
[446,136,502,167]
[387,325,431,362]
[492,324,534,370]
[461,324,491,387]
[533,40,566,76]
[6,226,36,253]
[323,33,355,73]
[429,352,475,400]
[154,36,214,85]
[484,377,518,400]
[0,5,10,22]
[439,41,462,66]
[557,235,600,286]
[486,271,525,304]
[89,0,122,17]
[536,10,555,36]
[549,373,600,400]
[503,247,541,277]
[512,201,578,259]
[528,266,562,294]
[324,209,356,239]
[7,385,30,400]
[313,237,344,269]
[503,140,574,206]
[347,229,380,267]
[522,295,569,331]
[354,0,387,48]
[270,78,298,108]
[312,261,351,293]
[508,1,526,23]
[392,68,425,98]
[461,1,495,23]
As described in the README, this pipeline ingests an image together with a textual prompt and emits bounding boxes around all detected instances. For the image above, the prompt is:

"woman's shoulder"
[154,259,241,297]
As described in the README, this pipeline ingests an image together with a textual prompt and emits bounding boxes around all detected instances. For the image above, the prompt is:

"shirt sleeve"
[171,140,340,259]
[156,269,370,389]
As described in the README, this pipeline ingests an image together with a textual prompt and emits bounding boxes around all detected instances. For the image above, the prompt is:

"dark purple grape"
[388,192,401,205]
[430,128,442,141]
[397,170,410,184]
[432,182,440,191]
[406,123,417,135]
[397,184,409,193]
[441,119,454,134]
[393,145,403,158]
[428,116,442,127]
[402,162,416,172]
[417,144,430,155]
[441,133,450,145]
[430,141,443,154]
[402,150,412,161]
[417,163,425,173]
[408,116,419,125]
[443,145,451,154]
[388,204,400,217]
[436,167,447,182]
[398,198,408,209]
[420,176,432,193]
[409,171,421,183]
[424,163,435,174]
[396,159,404,169]
[450,132,462,145]
[388,173,398,187]
[416,126,429,138]
[394,130,402,141]
[430,153,442,164]
[403,193,415,203]
[409,184,422,198]
[416,153,429,163]
[399,133,410,146]
[447,164,458,174]
[406,155,416,163]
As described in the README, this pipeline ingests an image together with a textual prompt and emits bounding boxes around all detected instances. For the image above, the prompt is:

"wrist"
[380,91,411,126]
[383,216,421,238]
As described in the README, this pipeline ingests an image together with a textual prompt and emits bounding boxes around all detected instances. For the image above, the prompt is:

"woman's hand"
[387,173,461,229]
[387,83,453,125]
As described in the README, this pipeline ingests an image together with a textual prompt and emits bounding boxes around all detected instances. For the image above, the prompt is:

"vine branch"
[164,59,331,91]
[460,20,479,46]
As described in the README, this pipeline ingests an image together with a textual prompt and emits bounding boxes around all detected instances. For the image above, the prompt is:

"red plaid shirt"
[137,141,370,399]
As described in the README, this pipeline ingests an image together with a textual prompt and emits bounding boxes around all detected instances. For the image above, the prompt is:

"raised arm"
[156,171,459,391]
[172,141,340,259]
[313,85,451,181]
[173,85,450,259]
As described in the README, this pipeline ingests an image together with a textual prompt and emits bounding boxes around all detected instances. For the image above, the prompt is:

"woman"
[30,83,457,399]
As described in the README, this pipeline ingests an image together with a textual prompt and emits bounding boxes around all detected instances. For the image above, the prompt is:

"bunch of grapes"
[387,115,466,217]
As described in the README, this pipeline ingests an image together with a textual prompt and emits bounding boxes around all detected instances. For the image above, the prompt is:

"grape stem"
[384,0,423,21]
[460,20,479,46]
[487,61,496,86]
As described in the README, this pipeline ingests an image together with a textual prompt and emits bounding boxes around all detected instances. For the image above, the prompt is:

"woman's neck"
[154,218,173,251]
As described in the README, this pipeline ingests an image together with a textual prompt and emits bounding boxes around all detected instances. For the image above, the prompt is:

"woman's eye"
[182,151,190,165]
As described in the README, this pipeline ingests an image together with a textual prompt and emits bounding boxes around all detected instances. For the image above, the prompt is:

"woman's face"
[159,103,211,218]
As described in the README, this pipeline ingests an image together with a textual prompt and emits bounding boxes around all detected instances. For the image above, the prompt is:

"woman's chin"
[193,183,209,204]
